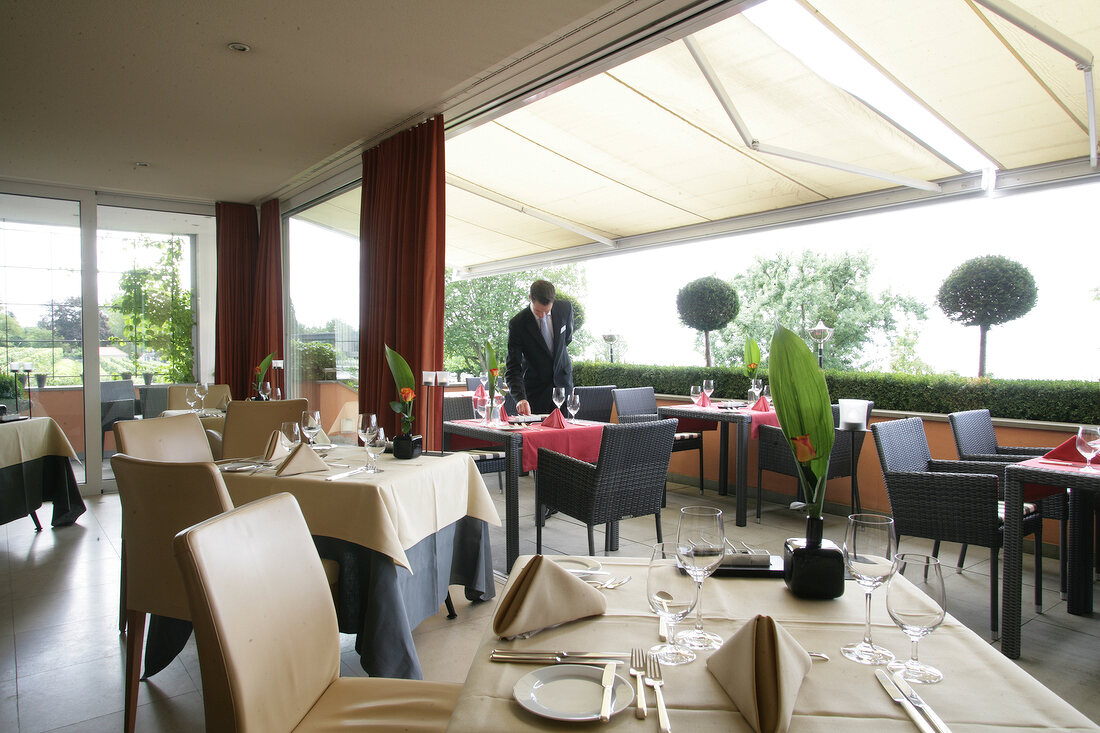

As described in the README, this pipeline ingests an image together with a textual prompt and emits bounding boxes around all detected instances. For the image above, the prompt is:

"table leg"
[1067,487,1095,615]
[850,431,865,515]
[505,434,521,573]
[717,422,729,497]
[1002,473,1023,659]
[735,419,748,527]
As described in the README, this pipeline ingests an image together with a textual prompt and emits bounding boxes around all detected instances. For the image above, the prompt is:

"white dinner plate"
[550,556,601,572]
[513,664,633,722]
[310,443,334,453]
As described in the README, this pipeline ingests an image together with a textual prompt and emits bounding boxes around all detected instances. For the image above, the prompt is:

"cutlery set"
[876,669,953,733]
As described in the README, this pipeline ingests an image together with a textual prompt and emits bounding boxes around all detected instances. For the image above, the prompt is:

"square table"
[0,416,85,529]
[448,556,1099,731]
[1002,458,1098,659]
[657,404,779,527]
[443,418,607,571]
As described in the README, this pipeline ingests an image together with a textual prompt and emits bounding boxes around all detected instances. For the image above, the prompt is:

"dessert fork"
[645,653,671,733]
[629,647,647,719]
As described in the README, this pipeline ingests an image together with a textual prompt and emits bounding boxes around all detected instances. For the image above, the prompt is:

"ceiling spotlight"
[227,42,251,52]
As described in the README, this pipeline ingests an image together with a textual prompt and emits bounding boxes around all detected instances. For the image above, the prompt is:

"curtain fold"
[359,116,446,448]
[214,200,284,401]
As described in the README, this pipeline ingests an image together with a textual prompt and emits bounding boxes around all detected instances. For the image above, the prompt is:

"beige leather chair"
[166,383,232,412]
[218,398,309,460]
[174,493,460,732]
[112,455,234,733]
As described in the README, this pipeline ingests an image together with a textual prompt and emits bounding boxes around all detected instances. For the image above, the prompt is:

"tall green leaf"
[384,344,415,393]
[744,337,761,377]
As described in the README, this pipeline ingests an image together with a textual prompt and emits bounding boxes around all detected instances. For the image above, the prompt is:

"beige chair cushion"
[113,455,233,619]
[293,677,459,732]
[167,383,232,411]
[114,412,214,462]
[221,398,308,459]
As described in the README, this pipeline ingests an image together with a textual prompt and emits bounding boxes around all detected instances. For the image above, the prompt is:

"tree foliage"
[709,250,926,371]
[936,255,1037,377]
[676,276,739,366]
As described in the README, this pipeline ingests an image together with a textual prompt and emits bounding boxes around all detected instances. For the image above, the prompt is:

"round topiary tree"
[677,276,739,366]
[936,255,1037,377]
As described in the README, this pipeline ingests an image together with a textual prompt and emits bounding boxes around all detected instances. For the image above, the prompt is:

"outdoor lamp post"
[808,320,833,368]
[602,334,618,363]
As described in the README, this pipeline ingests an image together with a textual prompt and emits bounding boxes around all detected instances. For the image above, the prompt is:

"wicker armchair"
[535,419,677,556]
[871,416,1045,634]
[756,402,873,519]
[570,385,616,422]
[442,395,505,492]
[949,408,1068,593]
[612,387,704,492]
[101,379,136,450]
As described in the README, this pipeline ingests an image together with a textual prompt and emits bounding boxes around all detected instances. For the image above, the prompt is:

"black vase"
[783,516,845,599]
[392,434,423,460]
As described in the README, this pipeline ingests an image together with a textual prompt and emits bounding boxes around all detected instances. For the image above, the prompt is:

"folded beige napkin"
[275,443,329,477]
[706,615,811,733]
[263,430,291,462]
[492,555,606,639]
[313,427,332,445]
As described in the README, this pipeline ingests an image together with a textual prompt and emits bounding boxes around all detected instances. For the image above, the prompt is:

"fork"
[583,575,631,589]
[629,647,647,719]
[645,653,671,733]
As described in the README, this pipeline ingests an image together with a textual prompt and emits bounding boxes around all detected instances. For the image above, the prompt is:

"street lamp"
[602,334,618,363]
[808,320,833,368]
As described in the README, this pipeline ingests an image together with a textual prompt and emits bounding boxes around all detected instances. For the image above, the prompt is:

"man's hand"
[516,399,532,416]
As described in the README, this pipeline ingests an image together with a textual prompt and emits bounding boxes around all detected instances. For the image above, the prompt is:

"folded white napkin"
[706,615,811,733]
[313,427,332,445]
[492,555,606,639]
[263,430,291,462]
[275,443,329,477]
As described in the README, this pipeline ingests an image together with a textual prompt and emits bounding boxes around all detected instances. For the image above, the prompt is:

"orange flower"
[400,387,416,402]
[792,435,816,463]
[253,365,261,374]
[488,368,499,377]
[748,363,758,371]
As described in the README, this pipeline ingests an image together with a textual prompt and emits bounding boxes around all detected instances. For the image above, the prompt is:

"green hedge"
[573,362,1099,424]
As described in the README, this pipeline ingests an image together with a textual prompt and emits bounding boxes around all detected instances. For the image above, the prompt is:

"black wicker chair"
[571,385,616,422]
[442,395,505,493]
[612,387,705,492]
[101,379,136,450]
[949,408,1068,593]
[756,402,873,519]
[535,419,677,556]
[871,416,1045,635]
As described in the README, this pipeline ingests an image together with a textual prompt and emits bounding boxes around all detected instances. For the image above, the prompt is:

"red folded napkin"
[750,396,771,412]
[474,384,486,398]
[499,405,511,423]
[541,409,567,429]
[1043,436,1088,462]
[697,392,712,407]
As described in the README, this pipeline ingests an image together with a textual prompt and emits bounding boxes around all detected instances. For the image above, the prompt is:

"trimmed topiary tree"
[936,255,1037,377]
[677,276,739,367]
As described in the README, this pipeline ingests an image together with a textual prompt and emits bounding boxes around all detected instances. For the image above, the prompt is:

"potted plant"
[252,352,274,400]
[744,336,762,400]
[385,344,422,459]
[768,322,844,599]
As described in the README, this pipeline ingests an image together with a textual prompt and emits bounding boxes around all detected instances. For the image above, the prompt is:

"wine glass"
[552,386,566,413]
[478,371,489,390]
[260,381,272,400]
[675,506,725,650]
[280,420,301,447]
[647,542,699,666]
[566,392,581,423]
[301,410,322,445]
[185,387,201,413]
[702,379,714,400]
[195,382,209,415]
[841,514,897,665]
[689,385,702,405]
[887,553,946,684]
[1076,426,1100,471]
[364,427,386,473]
[471,394,488,422]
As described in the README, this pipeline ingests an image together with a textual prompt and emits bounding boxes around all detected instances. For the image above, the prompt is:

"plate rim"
[512,664,634,722]
[550,556,602,571]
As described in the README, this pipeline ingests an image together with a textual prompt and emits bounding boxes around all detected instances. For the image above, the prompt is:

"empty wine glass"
[471,394,488,422]
[1076,426,1100,471]
[841,514,897,665]
[478,371,489,390]
[365,427,386,473]
[280,420,301,447]
[195,382,208,415]
[887,553,946,684]
[566,392,581,423]
[301,410,322,445]
[675,506,725,650]
[689,385,702,405]
[185,387,201,413]
[647,542,699,666]
[260,381,272,400]
[552,386,566,412]
[702,379,715,400]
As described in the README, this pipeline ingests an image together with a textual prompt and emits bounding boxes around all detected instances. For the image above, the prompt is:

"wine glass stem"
[693,581,705,631]
[665,618,677,646]
[862,589,875,646]
[909,638,920,664]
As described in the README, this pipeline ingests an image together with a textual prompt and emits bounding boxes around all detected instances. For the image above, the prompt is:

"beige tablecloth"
[222,446,500,569]
[0,417,78,468]
[159,409,225,435]
[448,556,1098,732]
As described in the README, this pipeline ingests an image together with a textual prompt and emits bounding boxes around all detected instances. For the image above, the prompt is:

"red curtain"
[214,200,284,400]
[359,116,446,447]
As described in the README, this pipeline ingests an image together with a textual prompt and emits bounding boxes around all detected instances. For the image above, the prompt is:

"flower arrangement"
[484,341,499,419]
[744,337,761,381]
[767,323,834,520]
[384,345,416,435]
[253,352,275,398]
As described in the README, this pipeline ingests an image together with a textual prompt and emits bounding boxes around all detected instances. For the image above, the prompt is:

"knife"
[490,649,628,663]
[876,669,935,733]
[892,673,953,733]
[325,466,368,481]
[599,663,615,722]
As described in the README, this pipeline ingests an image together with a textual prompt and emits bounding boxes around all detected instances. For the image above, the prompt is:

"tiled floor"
[0,476,1096,731]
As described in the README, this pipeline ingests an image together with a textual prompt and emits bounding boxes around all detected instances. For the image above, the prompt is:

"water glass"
[195,382,208,415]
[552,386,566,412]
[1077,426,1100,470]
[841,514,897,665]
[647,542,699,666]
[260,381,272,400]
[887,553,946,684]
[702,379,714,399]
[186,387,201,413]
[689,385,703,405]
[566,392,581,423]
[280,420,301,447]
[675,506,725,650]
[472,395,488,420]
[365,427,386,473]
[302,410,321,445]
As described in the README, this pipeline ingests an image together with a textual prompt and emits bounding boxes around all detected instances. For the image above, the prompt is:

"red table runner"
[449,419,605,472]
[673,404,780,439]
[1018,456,1094,501]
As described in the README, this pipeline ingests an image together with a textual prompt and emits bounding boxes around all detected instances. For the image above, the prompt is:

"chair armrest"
[998,446,1048,456]
[206,429,223,461]
[618,413,658,424]
[884,470,1000,544]
[101,399,135,427]
[536,448,596,514]
[930,458,1010,476]
[960,452,1021,462]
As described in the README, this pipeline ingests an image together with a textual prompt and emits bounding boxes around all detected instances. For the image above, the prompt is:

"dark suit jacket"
[505,301,574,414]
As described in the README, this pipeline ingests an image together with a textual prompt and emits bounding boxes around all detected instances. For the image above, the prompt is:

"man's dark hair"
[529,280,556,306]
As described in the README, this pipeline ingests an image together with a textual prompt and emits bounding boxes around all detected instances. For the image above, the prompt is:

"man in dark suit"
[506,280,574,415]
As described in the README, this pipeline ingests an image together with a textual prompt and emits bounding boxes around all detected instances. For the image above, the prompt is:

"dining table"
[448,555,1099,731]
[657,403,779,527]
[146,445,500,680]
[0,416,85,529]
[1002,458,1099,659]
[443,416,608,571]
